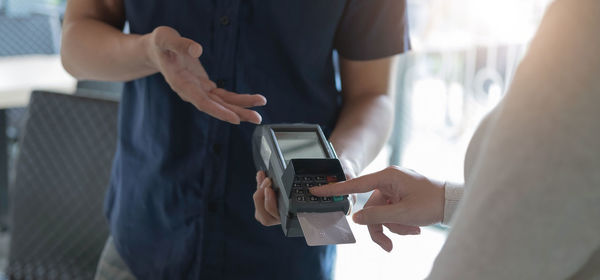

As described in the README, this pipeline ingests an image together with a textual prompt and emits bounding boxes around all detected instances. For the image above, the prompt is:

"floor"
[0,231,8,279]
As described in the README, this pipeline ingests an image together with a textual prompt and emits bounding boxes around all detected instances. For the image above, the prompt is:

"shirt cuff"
[442,182,464,226]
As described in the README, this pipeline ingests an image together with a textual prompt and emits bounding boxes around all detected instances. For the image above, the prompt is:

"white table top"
[0,55,76,109]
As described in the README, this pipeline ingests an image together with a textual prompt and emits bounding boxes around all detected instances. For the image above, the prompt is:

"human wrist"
[430,179,446,224]
[337,155,360,179]
[140,31,160,73]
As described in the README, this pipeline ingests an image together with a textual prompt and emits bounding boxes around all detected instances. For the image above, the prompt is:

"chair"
[0,11,62,231]
[0,13,59,56]
[7,91,118,280]
[75,81,123,101]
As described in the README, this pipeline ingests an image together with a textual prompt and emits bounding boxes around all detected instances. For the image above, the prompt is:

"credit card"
[297,211,356,246]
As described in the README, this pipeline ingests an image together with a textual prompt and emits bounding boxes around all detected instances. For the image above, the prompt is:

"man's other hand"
[252,171,280,226]
[147,26,266,124]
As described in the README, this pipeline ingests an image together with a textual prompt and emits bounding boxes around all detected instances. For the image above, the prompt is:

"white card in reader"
[297,211,356,246]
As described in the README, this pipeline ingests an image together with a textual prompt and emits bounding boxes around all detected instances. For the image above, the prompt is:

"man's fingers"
[170,69,214,93]
[169,75,239,124]
[252,183,265,216]
[154,26,203,58]
[256,171,266,187]
[353,203,406,225]
[384,223,421,235]
[194,99,240,124]
[167,36,203,58]
[166,71,240,124]
[185,41,203,58]
[253,179,279,226]
[263,181,280,220]
[153,26,180,50]
[197,77,217,92]
[212,88,267,108]
[209,93,262,124]
[368,224,393,252]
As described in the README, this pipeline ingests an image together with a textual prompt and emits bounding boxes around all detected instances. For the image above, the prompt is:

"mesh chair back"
[0,14,58,56]
[7,91,118,280]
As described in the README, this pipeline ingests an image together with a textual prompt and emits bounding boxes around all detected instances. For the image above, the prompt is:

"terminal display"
[274,131,327,164]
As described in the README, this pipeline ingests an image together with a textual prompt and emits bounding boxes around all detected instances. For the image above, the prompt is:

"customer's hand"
[310,166,445,252]
[337,156,358,209]
[252,158,359,226]
[146,26,266,124]
[253,171,280,226]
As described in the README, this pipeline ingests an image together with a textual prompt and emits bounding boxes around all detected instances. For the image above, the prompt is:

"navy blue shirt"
[105,1,410,279]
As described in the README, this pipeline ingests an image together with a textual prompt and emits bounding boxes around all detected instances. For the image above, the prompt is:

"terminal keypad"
[292,175,344,203]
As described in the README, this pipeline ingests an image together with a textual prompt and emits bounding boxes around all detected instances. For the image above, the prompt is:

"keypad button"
[322,197,332,202]
[309,196,319,202]
[293,183,302,188]
[333,196,344,202]
[296,196,306,202]
[303,176,313,181]
[303,183,311,188]
[327,176,338,183]
[297,189,305,195]
[316,176,326,181]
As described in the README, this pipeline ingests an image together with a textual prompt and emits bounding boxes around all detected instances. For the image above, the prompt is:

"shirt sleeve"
[428,0,600,279]
[334,0,411,60]
[442,182,464,226]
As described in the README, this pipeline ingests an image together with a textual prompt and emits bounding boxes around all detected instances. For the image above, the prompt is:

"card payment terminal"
[252,124,351,238]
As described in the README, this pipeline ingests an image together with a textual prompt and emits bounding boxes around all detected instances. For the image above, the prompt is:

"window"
[335,1,552,278]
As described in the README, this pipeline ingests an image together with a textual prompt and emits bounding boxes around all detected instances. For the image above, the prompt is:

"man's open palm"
[148,26,266,124]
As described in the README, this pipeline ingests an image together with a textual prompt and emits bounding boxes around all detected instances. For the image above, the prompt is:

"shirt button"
[207,201,218,213]
[219,16,230,26]
[212,143,221,155]
[216,79,226,88]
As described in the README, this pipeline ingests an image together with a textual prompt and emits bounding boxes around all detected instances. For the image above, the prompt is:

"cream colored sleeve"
[442,182,463,226]
[428,0,600,279]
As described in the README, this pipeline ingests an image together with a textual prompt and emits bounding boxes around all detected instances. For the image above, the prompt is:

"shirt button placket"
[219,15,230,26]
[216,12,231,89]
[212,143,221,156]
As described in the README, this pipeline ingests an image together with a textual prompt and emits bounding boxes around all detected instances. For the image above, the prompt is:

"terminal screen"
[274,131,327,164]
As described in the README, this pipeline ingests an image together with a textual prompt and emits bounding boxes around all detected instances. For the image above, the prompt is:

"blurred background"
[0,0,552,279]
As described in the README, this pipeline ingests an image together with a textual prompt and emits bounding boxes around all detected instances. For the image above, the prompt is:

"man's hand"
[146,26,266,124]
[253,171,280,226]
[310,166,445,252]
